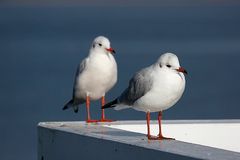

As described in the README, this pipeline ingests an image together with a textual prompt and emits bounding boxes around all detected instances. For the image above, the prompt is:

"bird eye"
[159,64,162,68]
[166,64,171,68]
[98,43,102,47]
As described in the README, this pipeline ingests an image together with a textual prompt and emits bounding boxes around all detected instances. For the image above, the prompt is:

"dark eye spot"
[98,43,102,47]
[159,64,162,68]
[166,64,171,68]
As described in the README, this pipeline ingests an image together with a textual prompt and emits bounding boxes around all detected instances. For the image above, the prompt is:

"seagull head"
[157,52,188,75]
[91,36,115,54]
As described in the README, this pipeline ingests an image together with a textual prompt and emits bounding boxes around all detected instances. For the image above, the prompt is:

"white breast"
[133,69,185,112]
[75,53,117,100]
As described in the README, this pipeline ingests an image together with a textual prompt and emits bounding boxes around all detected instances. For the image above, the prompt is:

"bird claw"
[147,135,175,140]
[97,119,115,122]
[86,119,99,123]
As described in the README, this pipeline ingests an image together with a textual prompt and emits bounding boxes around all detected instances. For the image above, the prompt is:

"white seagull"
[102,53,187,140]
[63,36,117,123]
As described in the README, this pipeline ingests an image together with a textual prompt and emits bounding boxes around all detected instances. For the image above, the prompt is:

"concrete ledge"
[38,120,240,160]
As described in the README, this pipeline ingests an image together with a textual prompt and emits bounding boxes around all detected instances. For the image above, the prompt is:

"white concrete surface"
[105,121,240,153]
[38,120,240,160]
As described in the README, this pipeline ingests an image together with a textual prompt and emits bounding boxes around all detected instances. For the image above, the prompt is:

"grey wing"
[72,58,88,99]
[119,67,153,105]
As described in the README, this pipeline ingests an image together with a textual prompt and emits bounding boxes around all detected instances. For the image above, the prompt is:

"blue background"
[1,1,240,159]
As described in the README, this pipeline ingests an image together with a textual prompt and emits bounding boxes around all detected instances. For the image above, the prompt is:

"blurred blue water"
[0,5,240,160]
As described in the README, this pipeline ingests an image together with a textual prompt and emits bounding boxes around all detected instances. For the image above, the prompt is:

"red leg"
[98,96,114,122]
[146,111,174,140]
[157,111,174,140]
[85,96,98,123]
[146,112,159,140]
[147,112,151,138]
[101,96,106,120]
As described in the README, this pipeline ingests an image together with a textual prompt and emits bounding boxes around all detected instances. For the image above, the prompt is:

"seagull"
[63,36,117,123]
[102,53,187,140]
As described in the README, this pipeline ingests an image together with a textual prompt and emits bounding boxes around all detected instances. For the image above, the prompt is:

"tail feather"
[114,105,131,110]
[73,106,78,113]
[102,98,118,109]
[63,99,79,113]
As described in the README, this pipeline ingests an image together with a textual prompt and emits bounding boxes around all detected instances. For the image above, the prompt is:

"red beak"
[176,67,188,75]
[106,47,116,54]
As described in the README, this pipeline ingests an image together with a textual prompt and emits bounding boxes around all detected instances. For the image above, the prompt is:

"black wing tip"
[62,105,68,110]
[102,99,118,109]
[62,99,74,111]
